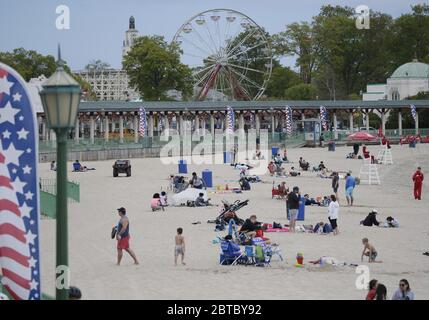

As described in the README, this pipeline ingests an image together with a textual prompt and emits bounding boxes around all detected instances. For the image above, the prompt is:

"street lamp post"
[39,46,81,300]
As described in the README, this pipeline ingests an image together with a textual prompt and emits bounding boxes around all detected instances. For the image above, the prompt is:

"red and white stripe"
[0,152,31,300]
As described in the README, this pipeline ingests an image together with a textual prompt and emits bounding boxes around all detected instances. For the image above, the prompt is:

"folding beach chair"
[219,240,247,266]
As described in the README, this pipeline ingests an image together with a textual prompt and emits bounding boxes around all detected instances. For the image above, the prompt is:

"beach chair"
[253,238,284,267]
[219,240,247,265]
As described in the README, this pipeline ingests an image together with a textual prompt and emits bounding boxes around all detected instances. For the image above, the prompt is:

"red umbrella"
[348,131,377,141]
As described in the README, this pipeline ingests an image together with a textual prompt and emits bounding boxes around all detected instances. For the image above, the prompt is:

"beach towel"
[265,228,289,232]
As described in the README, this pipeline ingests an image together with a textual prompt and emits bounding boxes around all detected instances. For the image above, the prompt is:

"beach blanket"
[265,228,289,232]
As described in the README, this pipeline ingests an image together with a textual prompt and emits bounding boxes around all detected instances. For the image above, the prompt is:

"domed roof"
[390,59,429,78]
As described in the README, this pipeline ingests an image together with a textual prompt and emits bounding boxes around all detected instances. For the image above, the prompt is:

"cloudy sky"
[1,0,425,70]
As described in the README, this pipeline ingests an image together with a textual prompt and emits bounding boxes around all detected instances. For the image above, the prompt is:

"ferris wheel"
[173,9,273,101]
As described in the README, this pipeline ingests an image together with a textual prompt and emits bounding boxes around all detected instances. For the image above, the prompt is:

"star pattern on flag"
[24,230,37,246]
[2,142,24,166]
[20,202,33,219]
[11,177,27,194]
[24,190,34,200]
[22,165,32,174]
[2,129,11,139]
[17,127,29,140]
[12,92,22,101]
[0,101,20,125]
[0,75,14,95]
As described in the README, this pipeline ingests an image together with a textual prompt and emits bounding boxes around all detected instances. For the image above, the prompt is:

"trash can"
[328,141,336,151]
[202,169,213,188]
[272,146,279,157]
[223,151,232,164]
[178,160,187,174]
[409,140,416,148]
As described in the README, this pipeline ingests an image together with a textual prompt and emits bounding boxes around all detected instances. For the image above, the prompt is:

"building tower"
[122,16,139,60]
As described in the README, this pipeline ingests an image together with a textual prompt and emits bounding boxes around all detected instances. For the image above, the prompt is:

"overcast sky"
[1,0,426,70]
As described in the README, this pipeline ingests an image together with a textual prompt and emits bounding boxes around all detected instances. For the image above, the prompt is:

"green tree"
[390,4,429,66]
[85,59,111,71]
[0,47,57,81]
[272,22,319,84]
[123,35,193,101]
[265,65,301,99]
[284,83,317,100]
[0,47,97,100]
[311,6,393,99]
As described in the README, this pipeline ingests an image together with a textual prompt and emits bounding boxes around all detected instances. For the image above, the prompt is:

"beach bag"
[273,222,282,229]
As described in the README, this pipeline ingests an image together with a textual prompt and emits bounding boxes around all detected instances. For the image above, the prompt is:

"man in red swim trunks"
[116,207,139,265]
[412,167,424,200]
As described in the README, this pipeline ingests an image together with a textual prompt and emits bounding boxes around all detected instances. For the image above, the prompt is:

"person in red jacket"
[412,167,424,200]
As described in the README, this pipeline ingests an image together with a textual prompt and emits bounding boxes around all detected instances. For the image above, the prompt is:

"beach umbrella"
[348,131,377,141]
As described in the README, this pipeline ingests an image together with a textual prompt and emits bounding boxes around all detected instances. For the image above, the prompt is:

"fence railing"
[39,178,80,218]
[39,132,308,153]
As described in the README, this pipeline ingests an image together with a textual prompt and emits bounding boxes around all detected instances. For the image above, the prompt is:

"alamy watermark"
[355,5,370,30]
[355,265,370,290]
[159,126,270,176]
[55,265,70,290]
[56,5,70,30]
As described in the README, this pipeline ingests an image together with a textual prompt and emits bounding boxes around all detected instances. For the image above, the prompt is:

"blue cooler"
[178,160,187,174]
[223,151,232,164]
[297,196,305,221]
[272,146,279,157]
[202,169,213,188]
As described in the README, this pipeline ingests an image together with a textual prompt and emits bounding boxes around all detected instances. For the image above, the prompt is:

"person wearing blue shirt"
[345,172,356,206]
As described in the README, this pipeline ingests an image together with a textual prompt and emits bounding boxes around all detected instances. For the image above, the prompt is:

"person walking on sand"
[116,207,139,266]
[327,194,339,235]
[412,167,424,200]
[345,172,356,206]
[175,228,186,266]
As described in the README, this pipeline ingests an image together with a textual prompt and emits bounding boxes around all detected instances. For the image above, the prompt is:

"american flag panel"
[138,107,147,137]
[410,104,417,123]
[226,105,235,134]
[0,63,41,300]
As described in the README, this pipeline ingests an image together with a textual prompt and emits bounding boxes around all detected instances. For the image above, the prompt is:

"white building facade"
[73,16,140,101]
[363,59,429,101]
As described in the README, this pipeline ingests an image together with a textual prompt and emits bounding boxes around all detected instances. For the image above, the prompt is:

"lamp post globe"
[39,56,81,130]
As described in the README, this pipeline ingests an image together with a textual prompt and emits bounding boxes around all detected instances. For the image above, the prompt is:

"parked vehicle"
[112,160,131,177]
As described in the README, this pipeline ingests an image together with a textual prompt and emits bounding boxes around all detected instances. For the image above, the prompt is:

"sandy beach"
[38,143,429,299]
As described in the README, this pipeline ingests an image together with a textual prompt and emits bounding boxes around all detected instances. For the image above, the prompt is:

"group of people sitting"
[72,160,93,172]
[303,194,330,207]
[170,172,205,193]
[151,191,168,211]
[360,209,399,228]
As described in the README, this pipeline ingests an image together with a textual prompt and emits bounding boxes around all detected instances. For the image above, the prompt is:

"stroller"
[209,199,249,226]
